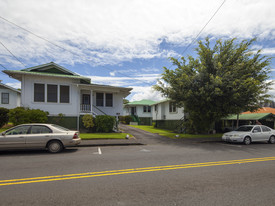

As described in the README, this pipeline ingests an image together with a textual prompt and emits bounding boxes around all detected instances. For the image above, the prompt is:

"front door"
[131,107,136,115]
[82,94,91,111]
[82,94,91,105]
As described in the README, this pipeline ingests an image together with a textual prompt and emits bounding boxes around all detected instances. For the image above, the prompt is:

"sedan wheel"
[47,140,63,153]
[243,136,251,145]
[269,136,275,144]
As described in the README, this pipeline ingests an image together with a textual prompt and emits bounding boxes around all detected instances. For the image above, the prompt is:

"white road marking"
[93,147,102,154]
[140,149,151,152]
[98,147,102,155]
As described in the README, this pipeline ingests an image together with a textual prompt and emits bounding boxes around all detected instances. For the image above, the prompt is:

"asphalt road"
[1,126,275,206]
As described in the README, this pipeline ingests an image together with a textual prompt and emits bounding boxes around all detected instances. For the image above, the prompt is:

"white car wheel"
[269,136,275,144]
[243,136,251,145]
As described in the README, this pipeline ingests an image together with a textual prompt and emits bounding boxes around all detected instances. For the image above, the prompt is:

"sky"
[0,0,274,102]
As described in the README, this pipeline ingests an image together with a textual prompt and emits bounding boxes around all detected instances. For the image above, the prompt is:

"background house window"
[96,93,104,106]
[1,93,9,104]
[169,102,177,113]
[143,106,152,113]
[34,83,45,102]
[47,84,57,103]
[155,105,158,112]
[60,85,70,103]
[105,93,113,107]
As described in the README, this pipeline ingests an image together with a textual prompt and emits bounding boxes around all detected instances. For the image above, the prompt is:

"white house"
[151,99,185,130]
[123,99,155,125]
[3,62,132,129]
[0,81,21,109]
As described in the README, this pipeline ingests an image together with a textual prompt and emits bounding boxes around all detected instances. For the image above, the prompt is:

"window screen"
[105,93,113,107]
[47,84,57,103]
[34,83,45,102]
[60,85,70,103]
[96,93,104,106]
[1,93,9,104]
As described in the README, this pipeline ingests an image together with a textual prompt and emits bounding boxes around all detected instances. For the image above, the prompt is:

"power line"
[0,40,26,68]
[0,63,8,70]
[0,0,226,85]
[174,0,227,61]
[0,16,153,86]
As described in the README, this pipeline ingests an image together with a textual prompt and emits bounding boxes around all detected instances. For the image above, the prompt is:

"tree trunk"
[236,114,239,129]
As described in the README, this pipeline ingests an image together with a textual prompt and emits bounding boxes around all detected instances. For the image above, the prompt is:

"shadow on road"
[0,148,79,156]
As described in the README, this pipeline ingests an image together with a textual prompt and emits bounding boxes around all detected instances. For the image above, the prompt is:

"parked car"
[0,124,81,153]
[222,125,275,145]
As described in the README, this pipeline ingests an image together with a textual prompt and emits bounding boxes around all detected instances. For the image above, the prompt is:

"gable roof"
[150,99,171,105]
[126,99,156,106]
[3,62,91,83]
[242,107,275,115]
[0,82,21,94]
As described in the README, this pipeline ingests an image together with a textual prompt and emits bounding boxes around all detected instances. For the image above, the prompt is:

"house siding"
[0,86,20,109]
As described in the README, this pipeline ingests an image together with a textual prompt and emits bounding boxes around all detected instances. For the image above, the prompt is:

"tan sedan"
[0,124,81,153]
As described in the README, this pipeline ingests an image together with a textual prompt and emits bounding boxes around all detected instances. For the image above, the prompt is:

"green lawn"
[129,125,222,139]
[80,133,131,140]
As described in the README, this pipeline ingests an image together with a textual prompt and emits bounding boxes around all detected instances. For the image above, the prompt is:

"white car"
[0,124,81,153]
[222,125,275,145]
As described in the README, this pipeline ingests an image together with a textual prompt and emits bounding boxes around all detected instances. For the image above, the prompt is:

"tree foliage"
[154,38,272,133]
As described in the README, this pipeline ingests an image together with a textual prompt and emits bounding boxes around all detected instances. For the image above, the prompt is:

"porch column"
[90,90,93,114]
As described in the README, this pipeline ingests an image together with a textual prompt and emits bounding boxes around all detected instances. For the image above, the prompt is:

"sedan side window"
[261,126,271,132]
[30,126,52,134]
[253,126,261,133]
[5,126,30,135]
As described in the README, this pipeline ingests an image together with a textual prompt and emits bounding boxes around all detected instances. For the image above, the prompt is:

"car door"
[0,125,30,148]
[251,126,262,142]
[260,126,272,141]
[25,125,53,147]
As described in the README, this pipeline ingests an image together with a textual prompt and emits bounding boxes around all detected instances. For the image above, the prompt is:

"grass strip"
[129,125,222,139]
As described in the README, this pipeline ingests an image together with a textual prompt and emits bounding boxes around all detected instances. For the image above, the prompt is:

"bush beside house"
[0,107,9,128]
[9,107,49,126]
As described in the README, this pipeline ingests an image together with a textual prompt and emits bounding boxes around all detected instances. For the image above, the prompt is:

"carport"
[223,113,275,130]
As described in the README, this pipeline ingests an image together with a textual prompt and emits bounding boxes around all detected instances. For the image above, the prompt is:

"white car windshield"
[235,126,253,132]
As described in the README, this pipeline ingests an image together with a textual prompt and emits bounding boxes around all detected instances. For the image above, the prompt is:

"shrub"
[94,115,115,133]
[0,107,9,128]
[9,107,49,126]
[82,114,94,131]
[124,115,132,124]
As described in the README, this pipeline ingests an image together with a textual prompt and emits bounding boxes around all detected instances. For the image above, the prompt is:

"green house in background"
[123,99,156,125]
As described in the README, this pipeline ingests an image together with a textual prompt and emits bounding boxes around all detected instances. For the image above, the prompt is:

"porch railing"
[80,104,91,112]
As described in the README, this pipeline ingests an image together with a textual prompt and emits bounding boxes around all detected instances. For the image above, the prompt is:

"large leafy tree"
[154,38,272,133]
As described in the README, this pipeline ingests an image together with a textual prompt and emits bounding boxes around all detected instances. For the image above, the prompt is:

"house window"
[155,105,158,112]
[143,106,151,113]
[34,83,45,102]
[60,85,70,103]
[169,102,177,113]
[1,93,9,104]
[47,84,57,103]
[96,93,104,106]
[105,93,113,107]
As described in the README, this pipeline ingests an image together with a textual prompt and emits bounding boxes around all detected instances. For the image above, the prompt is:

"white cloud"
[89,73,160,87]
[0,0,274,68]
[128,86,164,102]
[6,82,21,89]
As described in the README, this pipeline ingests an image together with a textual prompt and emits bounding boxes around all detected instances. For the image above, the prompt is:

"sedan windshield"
[235,126,253,132]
